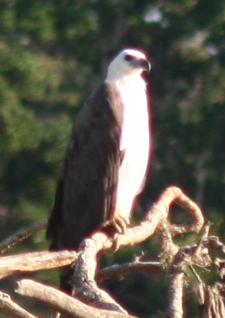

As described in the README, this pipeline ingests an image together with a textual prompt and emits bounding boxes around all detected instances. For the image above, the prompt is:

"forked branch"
[72,186,204,313]
[0,186,206,317]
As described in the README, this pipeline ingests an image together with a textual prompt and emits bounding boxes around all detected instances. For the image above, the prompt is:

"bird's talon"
[112,233,120,251]
[112,214,129,234]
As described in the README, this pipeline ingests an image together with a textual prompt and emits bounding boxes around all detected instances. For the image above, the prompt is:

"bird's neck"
[106,73,146,92]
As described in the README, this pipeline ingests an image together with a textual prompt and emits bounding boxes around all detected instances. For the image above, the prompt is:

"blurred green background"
[0,0,225,317]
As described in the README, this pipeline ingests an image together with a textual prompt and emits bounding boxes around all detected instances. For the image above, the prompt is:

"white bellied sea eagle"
[46,48,151,294]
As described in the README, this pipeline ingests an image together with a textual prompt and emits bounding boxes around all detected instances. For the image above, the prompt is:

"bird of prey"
[46,48,151,293]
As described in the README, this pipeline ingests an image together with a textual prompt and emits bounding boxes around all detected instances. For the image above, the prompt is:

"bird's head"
[107,48,151,81]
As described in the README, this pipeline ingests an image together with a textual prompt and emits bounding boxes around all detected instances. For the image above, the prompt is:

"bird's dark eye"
[124,54,134,62]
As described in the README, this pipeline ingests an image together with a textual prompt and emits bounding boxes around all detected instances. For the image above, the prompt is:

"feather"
[46,82,123,250]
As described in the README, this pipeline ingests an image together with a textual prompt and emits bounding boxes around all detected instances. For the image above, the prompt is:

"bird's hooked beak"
[131,58,151,73]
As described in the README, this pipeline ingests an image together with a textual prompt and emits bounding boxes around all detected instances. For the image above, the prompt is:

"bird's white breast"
[111,76,150,220]
[118,77,150,190]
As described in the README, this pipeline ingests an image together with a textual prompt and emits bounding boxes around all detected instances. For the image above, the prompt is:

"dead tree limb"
[168,271,184,318]
[16,279,137,318]
[98,260,163,282]
[72,186,204,312]
[0,290,37,318]
[0,249,162,282]
[0,250,78,279]
[196,282,225,318]
[0,221,47,254]
[0,186,206,317]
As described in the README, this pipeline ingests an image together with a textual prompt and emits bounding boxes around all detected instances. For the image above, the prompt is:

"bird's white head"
[106,48,151,82]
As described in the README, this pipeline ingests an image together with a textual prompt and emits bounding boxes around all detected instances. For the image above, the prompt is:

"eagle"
[46,48,151,293]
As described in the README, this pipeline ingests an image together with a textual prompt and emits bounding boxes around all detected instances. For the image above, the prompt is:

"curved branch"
[0,186,205,317]
[72,186,204,312]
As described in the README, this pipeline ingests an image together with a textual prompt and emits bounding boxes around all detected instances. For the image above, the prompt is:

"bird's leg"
[102,213,129,234]
[110,213,130,251]
[101,214,129,250]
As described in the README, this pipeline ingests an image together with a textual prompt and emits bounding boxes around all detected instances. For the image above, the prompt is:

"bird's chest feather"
[117,78,150,190]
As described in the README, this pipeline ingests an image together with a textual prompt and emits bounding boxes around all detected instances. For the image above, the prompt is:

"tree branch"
[0,250,162,282]
[168,271,184,318]
[98,261,163,282]
[0,221,47,254]
[0,250,78,279]
[72,186,204,312]
[0,291,37,318]
[0,186,206,317]
[16,279,137,318]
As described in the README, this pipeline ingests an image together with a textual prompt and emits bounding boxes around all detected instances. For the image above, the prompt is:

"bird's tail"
[46,179,64,249]
[49,268,73,318]
[59,267,74,295]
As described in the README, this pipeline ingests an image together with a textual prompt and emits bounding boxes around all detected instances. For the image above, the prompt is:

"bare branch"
[167,187,204,235]
[0,186,205,317]
[168,271,184,318]
[0,250,77,279]
[72,186,204,312]
[0,290,37,318]
[196,282,225,318]
[0,249,162,283]
[16,279,138,318]
[98,261,163,282]
[0,221,47,254]
[73,239,128,313]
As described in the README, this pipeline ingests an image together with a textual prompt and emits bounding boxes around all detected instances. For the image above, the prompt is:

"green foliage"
[0,1,225,317]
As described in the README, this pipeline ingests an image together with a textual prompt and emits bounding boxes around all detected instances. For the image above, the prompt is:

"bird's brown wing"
[46,82,123,250]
